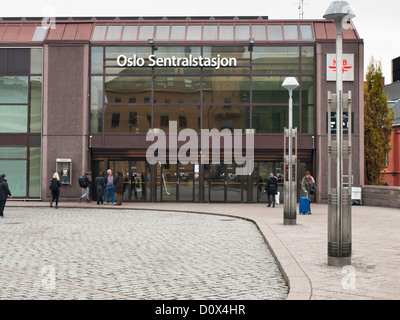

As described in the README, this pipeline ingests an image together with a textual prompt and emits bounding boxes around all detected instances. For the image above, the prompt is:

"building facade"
[383,80,400,186]
[0,17,364,203]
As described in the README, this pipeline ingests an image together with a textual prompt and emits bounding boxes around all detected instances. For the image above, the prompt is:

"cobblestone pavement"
[0,208,288,300]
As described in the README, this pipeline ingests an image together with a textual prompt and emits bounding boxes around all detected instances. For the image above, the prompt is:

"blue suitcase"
[299,197,310,214]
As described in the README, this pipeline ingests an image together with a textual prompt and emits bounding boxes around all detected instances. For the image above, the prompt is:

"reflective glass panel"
[106,25,123,41]
[105,76,152,105]
[155,25,170,40]
[122,25,138,41]
[235,25,250,40]
[29,147,41,197]
[0,147,27,159]
[153,47,201,75]
[252,105,299,133]
[154,105,200,133]
[301,76,314,134]
[170,25,186,40]
[203,76,250,105]
[138,25,154,40]
[7,49,29,74]
[30,76,42,133]
[203,25,218,41]
[252,76,299,104]
[284,25,299,40]
[104,105,151,133]
[154,76,201,104]
[300,25,313,41]
[30,48,43,74]
[91,47,103,74]
[0,105,27,133]
[301,46,314,73]
[187,25,201,40]
[92,26,107,41]
[0,76,29,103]
[202,105,250,131]
[0,160,27,197]
[219,25,234,41]
[252,47,299,74]
[251,25,267,40]
[268,25,283,40]
[91,76,103,133]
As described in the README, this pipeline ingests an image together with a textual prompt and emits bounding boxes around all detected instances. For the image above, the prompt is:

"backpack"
[50,178,59,191]
[79,175,89,188]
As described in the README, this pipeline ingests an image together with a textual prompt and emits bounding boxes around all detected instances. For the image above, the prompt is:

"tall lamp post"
[324,1,355,266]
[282,77,299,225]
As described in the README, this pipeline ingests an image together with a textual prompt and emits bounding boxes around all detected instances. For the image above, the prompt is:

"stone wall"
[362,185,400,208]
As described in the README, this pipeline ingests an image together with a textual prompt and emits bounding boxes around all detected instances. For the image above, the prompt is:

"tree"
[364,58,395,185]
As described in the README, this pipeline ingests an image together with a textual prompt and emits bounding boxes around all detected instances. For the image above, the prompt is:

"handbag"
[309,186,316,195]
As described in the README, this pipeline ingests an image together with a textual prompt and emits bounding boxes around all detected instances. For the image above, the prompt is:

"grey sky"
[2,0,399,82]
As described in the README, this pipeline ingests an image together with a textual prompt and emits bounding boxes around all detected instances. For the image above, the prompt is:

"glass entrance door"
[156,163,177,202]
[209,164,226,202]
[178,163,195,202]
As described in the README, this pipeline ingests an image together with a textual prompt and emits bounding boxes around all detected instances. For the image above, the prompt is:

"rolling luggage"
[299,197,310,214]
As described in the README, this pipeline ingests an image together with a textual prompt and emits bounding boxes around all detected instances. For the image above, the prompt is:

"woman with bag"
[301,171,316,214]
[264,173,278,208]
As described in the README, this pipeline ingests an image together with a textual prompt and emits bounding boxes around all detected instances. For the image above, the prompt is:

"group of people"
[77,169,125,206]
[263,171,316,213]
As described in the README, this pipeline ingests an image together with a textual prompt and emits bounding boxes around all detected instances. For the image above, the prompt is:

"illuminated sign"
[326,54,354,82]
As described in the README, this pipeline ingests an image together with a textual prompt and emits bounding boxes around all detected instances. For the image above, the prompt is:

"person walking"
[95,172,106,205]
[105,169,116,205]
[78,171,92,203]
[115,172,124,206]
[301,171,316,214]
[0,174,12,218]
[49,172,61,209]
[264,173,278,208]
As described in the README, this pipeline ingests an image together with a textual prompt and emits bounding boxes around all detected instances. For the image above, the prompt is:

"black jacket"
[264,176,278,195]
[95,176,106,194]
[0,178,12,201]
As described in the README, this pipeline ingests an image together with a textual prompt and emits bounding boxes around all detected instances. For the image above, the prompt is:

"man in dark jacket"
[0,174,12,218]
[95,172,106,205]
[264,173,278,208]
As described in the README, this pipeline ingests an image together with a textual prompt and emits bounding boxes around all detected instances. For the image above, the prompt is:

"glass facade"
[90,45,315,135]
[0,48,43,198]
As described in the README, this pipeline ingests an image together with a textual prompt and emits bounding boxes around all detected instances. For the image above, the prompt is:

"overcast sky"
[2,0,399,82]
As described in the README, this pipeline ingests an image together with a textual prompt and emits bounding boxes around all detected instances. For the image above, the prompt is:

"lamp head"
[323,1,356,34]
[282,77,299,92]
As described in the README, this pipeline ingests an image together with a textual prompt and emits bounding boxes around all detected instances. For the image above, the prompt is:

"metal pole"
[288,89,293,216]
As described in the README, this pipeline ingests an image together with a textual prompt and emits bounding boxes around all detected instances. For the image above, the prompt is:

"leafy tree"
[364,58,394,185]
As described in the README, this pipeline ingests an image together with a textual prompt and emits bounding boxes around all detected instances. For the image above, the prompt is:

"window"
[268,25,283,41]
[170,25,186,40]
[138,25,154,40]
[252,47,300,75]
[187,25,201,40]
[129,111,137,126]
[155,25,170,40]
[129,97,137,103]
[179,115,187,128]
[122,25,138,41]
[300,25,313,41]
[0,105,28,133]
[283,25,299,41]
[92,26,107,41]
[160,115,169,126]
[203,25,218,41]
[111,112,120,127]
[251,25,267,41]
[106,26,122,41]
[219,25,234,41]
[235,25,250,40]
[32,26,47,41]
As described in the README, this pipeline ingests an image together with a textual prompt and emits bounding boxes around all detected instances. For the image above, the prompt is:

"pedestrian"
[0,174,12,218]
[95,172,106,205]
[115,172,124,205]
[301,171,316,214]
[78,171,92,203]
[264,173,278,208]
[49,172,61,209]
[105,169,116,205]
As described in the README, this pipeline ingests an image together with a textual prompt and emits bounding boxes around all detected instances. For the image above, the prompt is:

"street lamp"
[324,1,355,267]
[282,77,299,225]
